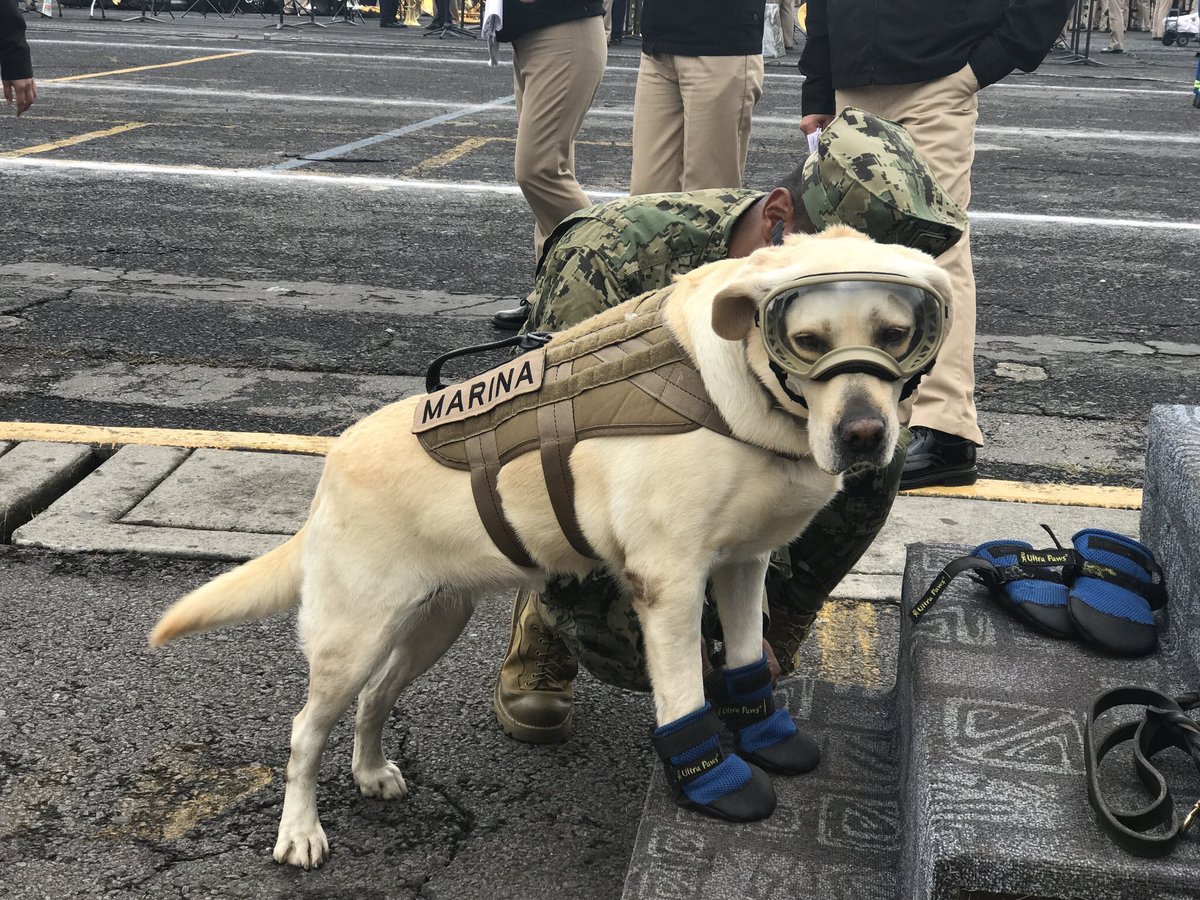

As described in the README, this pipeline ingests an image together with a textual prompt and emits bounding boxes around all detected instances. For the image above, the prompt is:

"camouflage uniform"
[529,108,966,692]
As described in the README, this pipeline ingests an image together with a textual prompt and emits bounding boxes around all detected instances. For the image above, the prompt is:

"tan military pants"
[778,0,797,48]
[1100,0,1126,48]
[1151,0,1171,37]
[512,16,607,259]
[630,53,765,194]
[838,64,984,445]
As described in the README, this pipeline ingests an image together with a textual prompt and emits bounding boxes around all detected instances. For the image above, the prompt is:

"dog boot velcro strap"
[1068,530,1165,658]
[910,544,1075,639]
[713,655,820,776]
[651,704,776,823]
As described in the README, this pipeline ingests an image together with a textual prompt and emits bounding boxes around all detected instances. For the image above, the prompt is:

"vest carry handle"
[425,332,553,393]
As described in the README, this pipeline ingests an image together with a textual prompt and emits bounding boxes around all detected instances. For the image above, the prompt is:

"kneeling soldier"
[493,108,968,743]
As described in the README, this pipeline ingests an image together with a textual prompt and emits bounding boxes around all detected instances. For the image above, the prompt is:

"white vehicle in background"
[1163,10,1200,45]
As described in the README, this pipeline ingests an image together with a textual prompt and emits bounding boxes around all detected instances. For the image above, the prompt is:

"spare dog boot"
[972,540,1076,639]
[712,655,820,776]
[493,589,578,743]
[651,704,776,823]
[1068,530,1166,658]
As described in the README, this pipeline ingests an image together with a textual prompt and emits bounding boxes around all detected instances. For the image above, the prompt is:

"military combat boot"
[493,589,578,743]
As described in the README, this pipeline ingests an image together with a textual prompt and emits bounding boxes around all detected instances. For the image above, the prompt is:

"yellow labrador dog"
[150,227,950,868]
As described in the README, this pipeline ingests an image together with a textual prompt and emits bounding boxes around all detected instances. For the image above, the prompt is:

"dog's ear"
[712,283,759,341]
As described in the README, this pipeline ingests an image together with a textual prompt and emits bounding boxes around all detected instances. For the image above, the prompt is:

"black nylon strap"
[910,556,1003,622]
[1085,687,1200,857]
[650,707,724,763]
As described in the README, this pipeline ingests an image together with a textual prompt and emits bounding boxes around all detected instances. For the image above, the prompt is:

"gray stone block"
[1141,404,1200,671]
[0,441,94,542]
[120,448,322,534]
[12,445,308,560]
[898,543,1200,900]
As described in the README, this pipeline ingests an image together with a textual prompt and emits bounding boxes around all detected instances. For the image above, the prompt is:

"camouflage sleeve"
[524,243,627,334]
[763,430,909,676]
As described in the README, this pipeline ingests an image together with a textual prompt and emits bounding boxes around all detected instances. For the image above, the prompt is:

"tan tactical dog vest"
[413,290,745,568]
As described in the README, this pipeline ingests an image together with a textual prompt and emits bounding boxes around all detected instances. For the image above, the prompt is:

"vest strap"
[466,431,537,569]
[537,360,599,561]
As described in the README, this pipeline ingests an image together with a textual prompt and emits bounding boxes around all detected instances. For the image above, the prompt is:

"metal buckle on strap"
[1182,798,1200,832]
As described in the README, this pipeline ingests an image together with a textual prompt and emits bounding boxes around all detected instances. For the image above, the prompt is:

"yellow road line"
[403,136,635,176]
[45,50,252,84]
[0,122,150,159]
[0,422,334,456]
[901,479,1142,510]
[0,421,1144,509]
[402,135,493,177]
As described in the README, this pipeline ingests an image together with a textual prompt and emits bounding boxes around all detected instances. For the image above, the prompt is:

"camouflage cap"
[801,107,967,257]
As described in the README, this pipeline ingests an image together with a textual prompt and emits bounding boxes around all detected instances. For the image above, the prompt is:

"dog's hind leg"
[274,596,405,869]
[351,590,475,800]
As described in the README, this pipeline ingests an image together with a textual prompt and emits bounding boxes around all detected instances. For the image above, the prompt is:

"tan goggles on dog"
[758,273,949,382]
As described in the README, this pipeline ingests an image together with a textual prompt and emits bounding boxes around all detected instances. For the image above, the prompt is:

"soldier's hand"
[3,79,36,116]
[799,114,832,136]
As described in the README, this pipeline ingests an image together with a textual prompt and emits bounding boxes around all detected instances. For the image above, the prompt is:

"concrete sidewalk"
[0,427,1141,604]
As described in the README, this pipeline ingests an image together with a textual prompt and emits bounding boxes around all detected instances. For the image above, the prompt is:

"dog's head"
[709,227,952,474]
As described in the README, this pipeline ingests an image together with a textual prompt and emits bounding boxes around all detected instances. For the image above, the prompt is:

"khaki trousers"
[1151,0,1171,37]
[778,0,797,48]
[1101,0,1126,47]
[838,65,984,445]
[630,53,765,194]
[512,16,607,258]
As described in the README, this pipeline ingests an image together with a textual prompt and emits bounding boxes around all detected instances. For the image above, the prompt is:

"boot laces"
[523,623,571,691]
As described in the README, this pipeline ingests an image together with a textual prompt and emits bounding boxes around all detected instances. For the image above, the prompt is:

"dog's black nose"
[837,415,886,451]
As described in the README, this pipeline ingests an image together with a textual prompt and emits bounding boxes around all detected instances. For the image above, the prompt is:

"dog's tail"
[148,529,305,648]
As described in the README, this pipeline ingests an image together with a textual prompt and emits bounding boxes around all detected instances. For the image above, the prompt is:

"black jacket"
[497,0,603,44]
[799,0,1072,114]
[640,0,764,57]
[0,0,33,82]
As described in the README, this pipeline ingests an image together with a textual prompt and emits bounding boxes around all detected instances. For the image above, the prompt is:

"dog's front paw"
[273,818,329,869]
[354,760,409,801]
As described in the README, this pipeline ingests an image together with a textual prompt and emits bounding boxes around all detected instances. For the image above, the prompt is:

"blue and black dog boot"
[711,655,821,776]
[651,704,776,822]
[1067,529,1166,658]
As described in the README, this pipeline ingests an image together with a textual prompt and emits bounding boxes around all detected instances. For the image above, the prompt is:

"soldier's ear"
[712,282,759,341]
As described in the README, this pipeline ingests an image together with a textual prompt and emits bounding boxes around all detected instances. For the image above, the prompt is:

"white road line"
[37,81,1200,147]
[28,37,1189,94]
[267,94,515,170]
[5,156,1200,231]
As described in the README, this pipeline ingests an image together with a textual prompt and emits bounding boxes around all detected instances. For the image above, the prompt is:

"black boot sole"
[900,465,978,491]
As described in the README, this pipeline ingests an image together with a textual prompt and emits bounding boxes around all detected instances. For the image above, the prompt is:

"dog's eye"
[790,333,828,357]
[878,326,913,347]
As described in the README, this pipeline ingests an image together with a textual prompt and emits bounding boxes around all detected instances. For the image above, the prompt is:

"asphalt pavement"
[0,9,1198,899]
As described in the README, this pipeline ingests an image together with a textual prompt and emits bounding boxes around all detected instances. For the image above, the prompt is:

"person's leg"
[630,53,686,194]
[1151,0,1171,37]
[512,16,608,258]
[378,0,398,25]
[1103,0,1127,48]
[838,68,983,453]
[675,54,764,191]
[611,0,626,41]
[779,0,796,48]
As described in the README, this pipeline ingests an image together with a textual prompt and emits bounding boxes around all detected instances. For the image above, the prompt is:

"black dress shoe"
[491,301,532,331]
[380,19,406,27]
[900,426,978,489]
